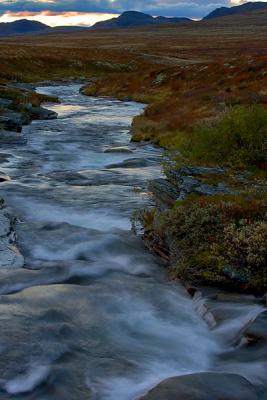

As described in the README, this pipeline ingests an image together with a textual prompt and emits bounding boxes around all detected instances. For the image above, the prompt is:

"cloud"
[0,0,264,18]
[0,10,118,26]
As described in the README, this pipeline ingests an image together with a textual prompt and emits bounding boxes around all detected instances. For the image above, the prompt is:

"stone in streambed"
[0,173,10,183]
[243,311,267,342]
[0,242,24,269]
[139,373,258,400]
[107,158,156,169]
[104,147,133,154]
[0,209,24,269]
[29,106,58,120]
[0,111,29,132]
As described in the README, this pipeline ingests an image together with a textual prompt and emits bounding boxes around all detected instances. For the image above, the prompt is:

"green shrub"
[138,194,267,292]
[179,105,267,168]
[216,221,267,270]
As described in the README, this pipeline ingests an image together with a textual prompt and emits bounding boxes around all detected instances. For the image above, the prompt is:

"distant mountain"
[0,19,50,35]
[0,19,88,36]
[92,11,191,29]
[204,1,267,19]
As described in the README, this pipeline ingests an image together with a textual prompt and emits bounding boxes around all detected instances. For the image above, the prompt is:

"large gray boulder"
[139,372,258,400]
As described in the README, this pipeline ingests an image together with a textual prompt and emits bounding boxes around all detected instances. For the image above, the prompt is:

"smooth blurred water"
[0,85,264,399]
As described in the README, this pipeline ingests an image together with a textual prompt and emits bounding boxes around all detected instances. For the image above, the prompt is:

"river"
[0,85,265,399]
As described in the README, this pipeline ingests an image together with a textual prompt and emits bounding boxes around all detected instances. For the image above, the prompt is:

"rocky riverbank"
[136,164,267,294]
[0,82,59,274]
[0,82,58,144]
[134,165,267,399]
[0,81,266,399]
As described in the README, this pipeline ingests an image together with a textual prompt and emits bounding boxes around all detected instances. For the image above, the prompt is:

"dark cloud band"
[0,0,230,18]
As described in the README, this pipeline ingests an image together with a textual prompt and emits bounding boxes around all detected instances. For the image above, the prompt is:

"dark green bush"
[180,105,267,168]
[138,194,267,292]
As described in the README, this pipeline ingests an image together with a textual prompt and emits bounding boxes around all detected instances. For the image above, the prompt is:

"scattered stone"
[153,73,167,86]
[139,373,258,400]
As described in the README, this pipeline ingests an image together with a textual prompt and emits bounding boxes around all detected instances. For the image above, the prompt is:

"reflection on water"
[0,85,264,399]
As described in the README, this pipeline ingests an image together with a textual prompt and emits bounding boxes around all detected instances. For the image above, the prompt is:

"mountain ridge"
[204,1,267,19]
[91,11,191,29]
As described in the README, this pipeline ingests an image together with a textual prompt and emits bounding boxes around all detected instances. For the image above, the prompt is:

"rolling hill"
[92,11,191,29]
[204,1,267,19]
[0,19,50,35]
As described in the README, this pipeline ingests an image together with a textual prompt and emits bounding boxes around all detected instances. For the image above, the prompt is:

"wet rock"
[243,311,267,342]
[148,178,180,210]
[0,213,11,237]
[222,265,251,283]
[0,209,24,269]
[139,373,258,400]
[106,157,156,169]
[10,82,36,92]
[0,111,29,132]
[0,173,11,183]
[149,166,233,207]
[29,106,58,120]
[0,242,24,269]
[0,130,27,144]
[104,147,133,154]
[193,291,217,328]
[172,173,233,199]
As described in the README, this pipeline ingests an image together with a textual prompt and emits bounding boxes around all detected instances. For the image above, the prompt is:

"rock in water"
[139,373,258,400]
[29,106,58,120]
[104,147,133,154]
[0,209,24,269]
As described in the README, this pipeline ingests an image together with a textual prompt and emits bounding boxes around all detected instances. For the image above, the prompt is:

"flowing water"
[0,85,265,399]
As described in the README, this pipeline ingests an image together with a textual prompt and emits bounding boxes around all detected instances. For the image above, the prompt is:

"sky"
[0,0,265,26]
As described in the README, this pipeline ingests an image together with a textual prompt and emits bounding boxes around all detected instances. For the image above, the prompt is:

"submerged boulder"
[139,372,258,400]
[107,157,156,169]
[0,111,29,132]
[29,106,58,120]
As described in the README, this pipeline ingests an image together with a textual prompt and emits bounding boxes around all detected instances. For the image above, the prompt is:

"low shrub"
[179,105,267,168]
[138,194,267,292]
